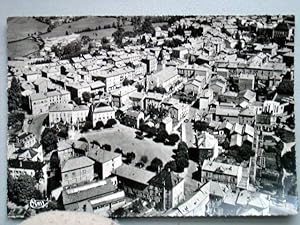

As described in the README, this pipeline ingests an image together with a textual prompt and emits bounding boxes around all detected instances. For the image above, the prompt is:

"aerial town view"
[7,15,297,219]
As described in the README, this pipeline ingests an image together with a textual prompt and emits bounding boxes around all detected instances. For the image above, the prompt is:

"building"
[141,55,158,74]
[113,164,156,199]
[61,156,95,187]
[147,66,181,92]
[8,159,48,192]
[215,105,240,123]
[238,74,255,91]
[16,132,37,148]
[169,102,189,123]
[201,160,245,190]
[172,47,189,59]
[196,131,219,161]
[123,110,145,129]
[199,88,214,110]
[111,86,136,109]
[56,140,74,165]
[93,67,134,92]
[62,177,125,214]
[92,105,115,127]
[149,169,185,210]
[87,146,122,180]
[66,81,91,100]
[167,189,209,217]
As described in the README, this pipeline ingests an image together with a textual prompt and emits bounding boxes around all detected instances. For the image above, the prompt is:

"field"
[41,16,120,39]
[8,39,40,58]
[7,17,48,42]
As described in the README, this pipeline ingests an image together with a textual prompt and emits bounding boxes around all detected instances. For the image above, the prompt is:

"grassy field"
[81,124,175,167]
[8,39,40,58]
[41,16,119,39]
[8,17,49,42]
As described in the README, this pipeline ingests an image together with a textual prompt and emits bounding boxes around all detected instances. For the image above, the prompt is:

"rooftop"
[113,164,156,185]
[62,156,94,173]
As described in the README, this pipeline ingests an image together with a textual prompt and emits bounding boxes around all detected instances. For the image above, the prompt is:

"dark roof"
[256,114,271,125]
[15,148,38,158]
[149,170,183,190]
[8,159,45,170]
[275,22,290,31]
[62,180,117,205]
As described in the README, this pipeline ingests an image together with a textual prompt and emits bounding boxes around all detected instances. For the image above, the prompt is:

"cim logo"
[29,198,49,209]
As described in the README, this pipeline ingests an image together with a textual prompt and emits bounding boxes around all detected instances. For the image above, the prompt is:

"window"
[72,172,76,177]
[82,169,86,175]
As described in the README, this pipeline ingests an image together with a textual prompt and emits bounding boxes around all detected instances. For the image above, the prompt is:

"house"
[113,164,156,199]
[160,116,173,134]
[11,146,43,162]
[196,131,219,161]
[239,108,256,125]
[89,81,105,95]
[172,46,188,59]
[209,76,227,95]
[56,140,74,165]
[184,75,206,95]
[62,177,125,214]
[144,92,165,111]
[146,66,181,92]
[124,110,145,129]
[238,74,255,91]
[111,86,137,109]
[29,93,49,115]
[8,159,48,192]
[199,88,214,111]
[16,132,37,148]
[149,169,185,210]
[169,102,189,123]
[215,105,240,123]
[262,100,286,115]
[34,77,48,94]
[92,105,115,127]
[201,160,244,190]
[141,55,158,74]
[66,81,91,100]
[239,90,256,103]
[87,146,122,180]
[129,92,145,110]
[49,103,89,127]
[61,156,95,187]
[167,189,209,217]
[178,63,211,82]
[255,114,277,131]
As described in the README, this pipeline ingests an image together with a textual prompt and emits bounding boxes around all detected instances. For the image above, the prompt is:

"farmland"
[8,39,40,58]
[7,17,48,42]
[40,16,120,39]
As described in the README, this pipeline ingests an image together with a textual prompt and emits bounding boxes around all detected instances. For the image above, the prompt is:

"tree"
[135,83,144,92]
[101,37,109,45]
[7,76,22,112]
[8,174,42,206]
[281,145,296,173]
[74,97,81,105]
[176,157,189,172]
[123,78,134,86]
[126,152,136,164]
[78,137,88,143]
[105,118,117,128]
[114,148,123,155]
[140,155,148,164]
[94,120,104,130]
[167,133,180,145]
[193,121,209,133]
[82,92,92,103]
[141,17,155,35]
[112,207,126,218]
[164,160,177,172]
[277,80,294,96]
[102,144,111,151]
[112,27,125,47]
[149,157,163,172]
[155,128,168,143]
[41,128,58,154]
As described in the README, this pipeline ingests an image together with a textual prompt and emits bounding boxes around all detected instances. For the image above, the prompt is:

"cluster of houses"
[7,15,296,217]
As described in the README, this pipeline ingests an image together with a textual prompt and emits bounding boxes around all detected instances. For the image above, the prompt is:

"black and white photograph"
[6,15,297,219]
